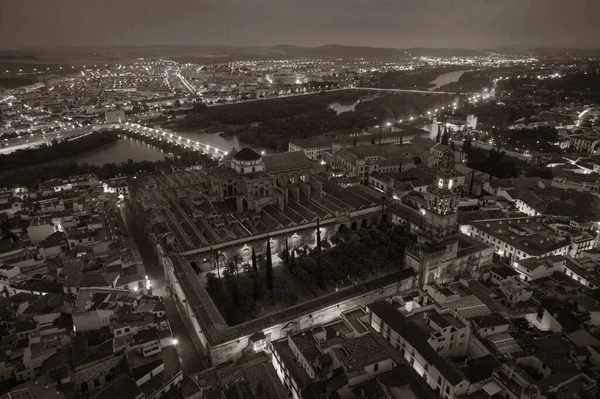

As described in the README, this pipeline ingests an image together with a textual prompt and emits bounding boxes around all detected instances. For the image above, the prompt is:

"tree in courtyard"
[316,219,324,290]
[206,272,219,294]
[252,274,261,301]
[441,126,450,145]
[227,252,244,277]
[284,239,290,266]
[232,281,240,306]
[290,249,295,272]
[251,247,258,272]
[210,250,226,280]
[265,237,274,290]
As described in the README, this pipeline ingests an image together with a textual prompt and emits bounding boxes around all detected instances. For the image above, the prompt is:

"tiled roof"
[232,147,261,161]
[263,151,315,173]
[89,374,142,399]
[367,301,465,385]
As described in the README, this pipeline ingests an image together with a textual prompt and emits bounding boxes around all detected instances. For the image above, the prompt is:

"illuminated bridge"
[122,122,228,157]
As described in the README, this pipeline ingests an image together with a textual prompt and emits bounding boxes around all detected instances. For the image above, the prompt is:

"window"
[374,363,379,372]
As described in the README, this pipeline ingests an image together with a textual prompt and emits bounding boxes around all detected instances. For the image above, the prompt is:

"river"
[37,136,167,167]
[29,70,467,165]
[329,100,360,115]
[428,70,469,90]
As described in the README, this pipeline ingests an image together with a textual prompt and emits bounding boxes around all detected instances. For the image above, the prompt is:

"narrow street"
[119,203,207,375]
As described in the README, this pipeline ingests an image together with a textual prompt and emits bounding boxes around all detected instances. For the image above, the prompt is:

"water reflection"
[42,136,167,167]
[329,101,360,115]
[429,70,469,90]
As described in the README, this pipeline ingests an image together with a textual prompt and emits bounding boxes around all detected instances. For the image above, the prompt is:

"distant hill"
[4,45,589,67]
[403,47,488,57]
[489,47,600,57]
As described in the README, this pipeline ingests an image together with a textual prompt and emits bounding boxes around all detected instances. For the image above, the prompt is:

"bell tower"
[405,148,460,287]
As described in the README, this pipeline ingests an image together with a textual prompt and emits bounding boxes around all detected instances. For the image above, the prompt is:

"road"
[0,127,92,154]
[119,203,207,375]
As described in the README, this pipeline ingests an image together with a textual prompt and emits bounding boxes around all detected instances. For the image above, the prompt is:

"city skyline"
[1,0,600,50]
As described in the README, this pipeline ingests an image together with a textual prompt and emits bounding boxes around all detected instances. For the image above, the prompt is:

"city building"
[464,216,595,263]
[330,144,436,182]
[130,147,393,268]
[367,300,482,398]
[288,125,430,161]
[404,149,494,287]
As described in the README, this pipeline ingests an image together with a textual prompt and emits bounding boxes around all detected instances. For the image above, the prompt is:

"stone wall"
[208,275,416,365]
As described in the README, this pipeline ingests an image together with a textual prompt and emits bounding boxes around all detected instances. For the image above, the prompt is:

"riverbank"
[0,130,216,188]
[0,130,120,171]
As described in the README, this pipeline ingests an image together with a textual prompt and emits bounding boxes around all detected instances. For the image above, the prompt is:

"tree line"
[181,90,453,151]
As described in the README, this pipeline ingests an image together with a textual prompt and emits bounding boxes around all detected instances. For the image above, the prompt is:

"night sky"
[1,0,598,49]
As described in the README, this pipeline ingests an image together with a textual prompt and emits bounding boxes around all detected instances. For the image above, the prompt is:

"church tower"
[405,148,460,287]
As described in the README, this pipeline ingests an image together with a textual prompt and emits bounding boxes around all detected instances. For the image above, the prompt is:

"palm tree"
[251,247,258,272]
[266,237,273,290]
[211,250,226,280]
[228,252,244,277]
[290,249,295,272]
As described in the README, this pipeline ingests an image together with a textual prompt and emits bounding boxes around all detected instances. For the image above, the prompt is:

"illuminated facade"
[405,149,492,287]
